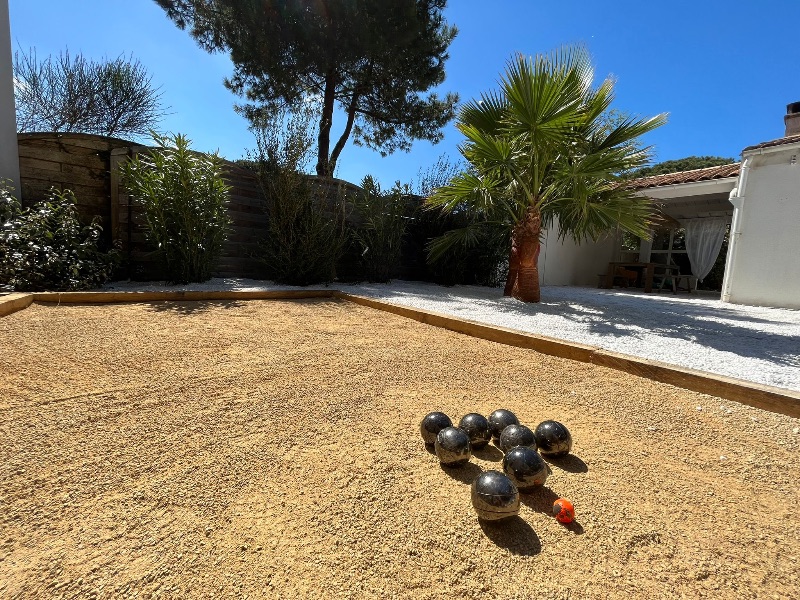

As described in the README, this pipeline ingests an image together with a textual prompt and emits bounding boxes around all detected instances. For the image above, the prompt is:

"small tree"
[250,106,348,285]
[428,47,667,302]
[155,0,458,176]
[120,133,231,283]
[350,176,410,283]
[14,48,166,138]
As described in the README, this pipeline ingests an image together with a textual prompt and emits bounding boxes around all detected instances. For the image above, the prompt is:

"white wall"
[538,219,618,286]
[0,0,19,189]
[723,146,800,308]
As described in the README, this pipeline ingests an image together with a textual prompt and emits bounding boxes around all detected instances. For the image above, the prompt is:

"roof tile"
[742,134,800,152]
[629,163,740,190]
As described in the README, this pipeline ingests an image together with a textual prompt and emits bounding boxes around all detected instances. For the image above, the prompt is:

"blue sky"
[9,1,800,187]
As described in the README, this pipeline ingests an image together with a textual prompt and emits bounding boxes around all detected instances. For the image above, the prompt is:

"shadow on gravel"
[479,516,541,555]
[473,444,504,462]
[564,520,585,535]
[519,486,560,515]
[439,462,482,485]
[144,300,246,315]
[372,285,800,372]
[546,454,588,473]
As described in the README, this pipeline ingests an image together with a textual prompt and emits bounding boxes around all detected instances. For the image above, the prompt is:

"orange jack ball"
[553,498,575,524]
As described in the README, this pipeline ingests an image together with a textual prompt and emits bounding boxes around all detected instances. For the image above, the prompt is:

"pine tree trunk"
[316,72,337,177]
[511,207,542,303]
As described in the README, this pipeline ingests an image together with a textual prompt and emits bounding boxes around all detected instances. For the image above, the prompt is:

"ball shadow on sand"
[479,516,542,555]
[545,454,588,473]
[472,444,504,462]
[519,486,560,515]
[438,461,483,485]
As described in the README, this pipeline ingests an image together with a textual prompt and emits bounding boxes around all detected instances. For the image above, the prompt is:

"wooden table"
[600,262,678,293]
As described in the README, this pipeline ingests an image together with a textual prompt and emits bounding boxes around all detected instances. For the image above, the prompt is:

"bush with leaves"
[349,176,411,283]
[250,106,348,285]
[120,132,231,284]
[0,183,118,291]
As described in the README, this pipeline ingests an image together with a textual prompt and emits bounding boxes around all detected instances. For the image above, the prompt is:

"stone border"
[2,290,798,419]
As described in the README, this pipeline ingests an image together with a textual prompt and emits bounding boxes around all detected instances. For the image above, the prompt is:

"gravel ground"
[102,278,800,392]
[1,299,798,599]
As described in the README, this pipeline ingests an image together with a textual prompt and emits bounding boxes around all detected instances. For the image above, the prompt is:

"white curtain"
[682,217,728,281]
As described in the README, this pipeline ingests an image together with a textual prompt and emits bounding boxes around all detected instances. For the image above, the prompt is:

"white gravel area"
[100,278,800,392]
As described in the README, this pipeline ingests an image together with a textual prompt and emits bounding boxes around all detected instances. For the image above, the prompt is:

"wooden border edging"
[334,292,800,419]
[0,293,34,317]
[1,289,798,418]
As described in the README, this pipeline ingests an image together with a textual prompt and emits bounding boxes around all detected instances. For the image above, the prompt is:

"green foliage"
[250,107,348,285]
[409,206,509,286]
[0,183,118,291]
[349,176,411,283]
[14,48,166,138]
[155,0,459,176]
[633,156,736,177]
[120,132,231,284]
[427,46,667,267]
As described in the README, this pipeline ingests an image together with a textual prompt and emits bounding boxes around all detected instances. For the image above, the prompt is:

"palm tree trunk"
[503,237,519,296]
[511,206,541,303]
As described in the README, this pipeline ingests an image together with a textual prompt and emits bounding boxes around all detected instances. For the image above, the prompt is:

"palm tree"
[427,47,667,302]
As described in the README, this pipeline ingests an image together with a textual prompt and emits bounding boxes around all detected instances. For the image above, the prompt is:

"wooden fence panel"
[15,133,389,282]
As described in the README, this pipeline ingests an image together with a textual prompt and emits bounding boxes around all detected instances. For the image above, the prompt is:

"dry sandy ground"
[0,299,798,599]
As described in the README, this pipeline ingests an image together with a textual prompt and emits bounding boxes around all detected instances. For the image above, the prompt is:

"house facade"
[540,103,800,310]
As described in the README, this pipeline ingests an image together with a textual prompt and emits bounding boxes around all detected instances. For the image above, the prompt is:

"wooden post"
[109,147,130,245]
[0,0,20,190]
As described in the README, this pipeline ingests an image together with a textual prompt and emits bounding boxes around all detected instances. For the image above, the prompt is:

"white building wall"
[724,147,800,309]
[0,0,19,189]
[538,219,618,286]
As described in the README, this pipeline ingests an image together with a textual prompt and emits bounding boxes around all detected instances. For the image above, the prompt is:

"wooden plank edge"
[0,293,34,317]
[335,292,800,419]
[31,290,337,303]
[334,292,598,362]
[591,350,800,419]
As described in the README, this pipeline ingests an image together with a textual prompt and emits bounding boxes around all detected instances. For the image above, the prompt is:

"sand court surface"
[1,299,798,598]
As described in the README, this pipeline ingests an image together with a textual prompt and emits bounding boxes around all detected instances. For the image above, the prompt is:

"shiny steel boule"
[470,470,520,521]
[435,426,471,466]
[487,409,519,440]
[533,420,573,457]
[420,412,452,446]
[502,446,551,491]
[498,424,537,454]
[458,413,492,449]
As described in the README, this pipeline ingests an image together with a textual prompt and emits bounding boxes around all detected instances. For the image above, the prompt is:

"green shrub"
[349,176,410,283]
[120,132,231,283]
[0,182,118,291]
[256,162,348,285]
[249,106,348,285]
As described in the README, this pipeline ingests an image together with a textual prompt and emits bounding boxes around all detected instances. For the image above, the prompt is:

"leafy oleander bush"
[0,182,118,291]
[349,176,411,283]
[250,106,348,285]
[120,132,231,283]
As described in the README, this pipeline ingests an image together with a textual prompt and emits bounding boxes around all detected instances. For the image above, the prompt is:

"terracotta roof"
[743,134,800,152]
[628,163,740,190]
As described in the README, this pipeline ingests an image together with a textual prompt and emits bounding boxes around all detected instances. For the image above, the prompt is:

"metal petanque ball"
[533,420,573,457]
[502,446,550,491]
[487,409,519,440]
[470,470,520,521]
[435,426,472,467]
[498,424,537,454]
[420,412,452,446]
[458,413,492,449]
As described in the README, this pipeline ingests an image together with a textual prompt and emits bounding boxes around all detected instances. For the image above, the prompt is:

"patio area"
[100,279,800,393]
